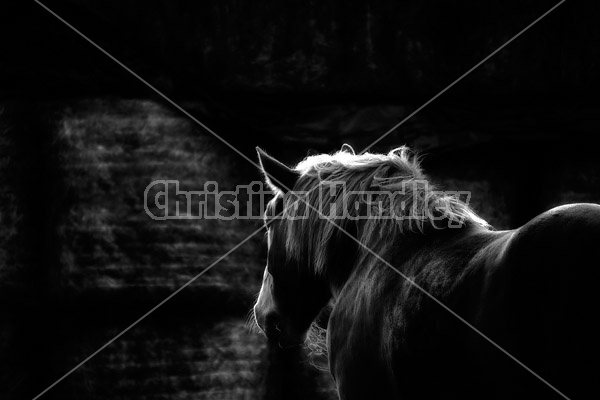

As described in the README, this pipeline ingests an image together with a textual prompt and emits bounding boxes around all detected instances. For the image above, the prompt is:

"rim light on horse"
[253,144,600,400]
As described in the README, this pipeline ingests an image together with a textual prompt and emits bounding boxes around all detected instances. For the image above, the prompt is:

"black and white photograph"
[1,1,599,399]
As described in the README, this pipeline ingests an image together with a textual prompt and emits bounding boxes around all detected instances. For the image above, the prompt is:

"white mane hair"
[268,146,490,275]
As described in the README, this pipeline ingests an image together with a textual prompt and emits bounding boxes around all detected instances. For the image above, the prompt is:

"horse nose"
[255,307,281,339]
[264,312,282,340]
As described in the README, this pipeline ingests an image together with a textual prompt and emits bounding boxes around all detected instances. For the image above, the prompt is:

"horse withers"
[253,144,600,400]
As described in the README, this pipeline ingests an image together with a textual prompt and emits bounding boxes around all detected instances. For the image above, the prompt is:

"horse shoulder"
[327,266,401,398]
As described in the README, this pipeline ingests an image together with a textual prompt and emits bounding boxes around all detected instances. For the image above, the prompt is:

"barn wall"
[0,100,338,399]
[4,1,600,99]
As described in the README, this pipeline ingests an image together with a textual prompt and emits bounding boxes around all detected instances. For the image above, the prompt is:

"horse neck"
[324,220,487,298]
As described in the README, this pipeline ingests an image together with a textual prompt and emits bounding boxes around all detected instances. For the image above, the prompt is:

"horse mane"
[268,146,490,275]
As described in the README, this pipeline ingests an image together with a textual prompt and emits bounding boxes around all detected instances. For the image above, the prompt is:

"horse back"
[329,203,600,399]
[394,203,600,399]
[484,203,600,399]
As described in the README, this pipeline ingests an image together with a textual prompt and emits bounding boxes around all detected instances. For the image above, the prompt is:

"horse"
[253,144,600,400]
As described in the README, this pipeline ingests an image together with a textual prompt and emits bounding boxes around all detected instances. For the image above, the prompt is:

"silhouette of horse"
[253,144,600,400]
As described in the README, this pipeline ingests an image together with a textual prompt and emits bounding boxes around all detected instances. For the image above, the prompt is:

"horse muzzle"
[254,307,305,348]
[254,305,278,336]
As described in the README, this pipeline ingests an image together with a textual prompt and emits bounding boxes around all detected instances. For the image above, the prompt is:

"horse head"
[253,148,332,348]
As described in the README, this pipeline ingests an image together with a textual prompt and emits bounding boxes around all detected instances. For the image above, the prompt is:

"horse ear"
[256,147,299,193]
[341,143,355,155]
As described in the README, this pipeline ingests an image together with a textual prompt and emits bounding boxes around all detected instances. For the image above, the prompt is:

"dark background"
[1,0,599,399]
